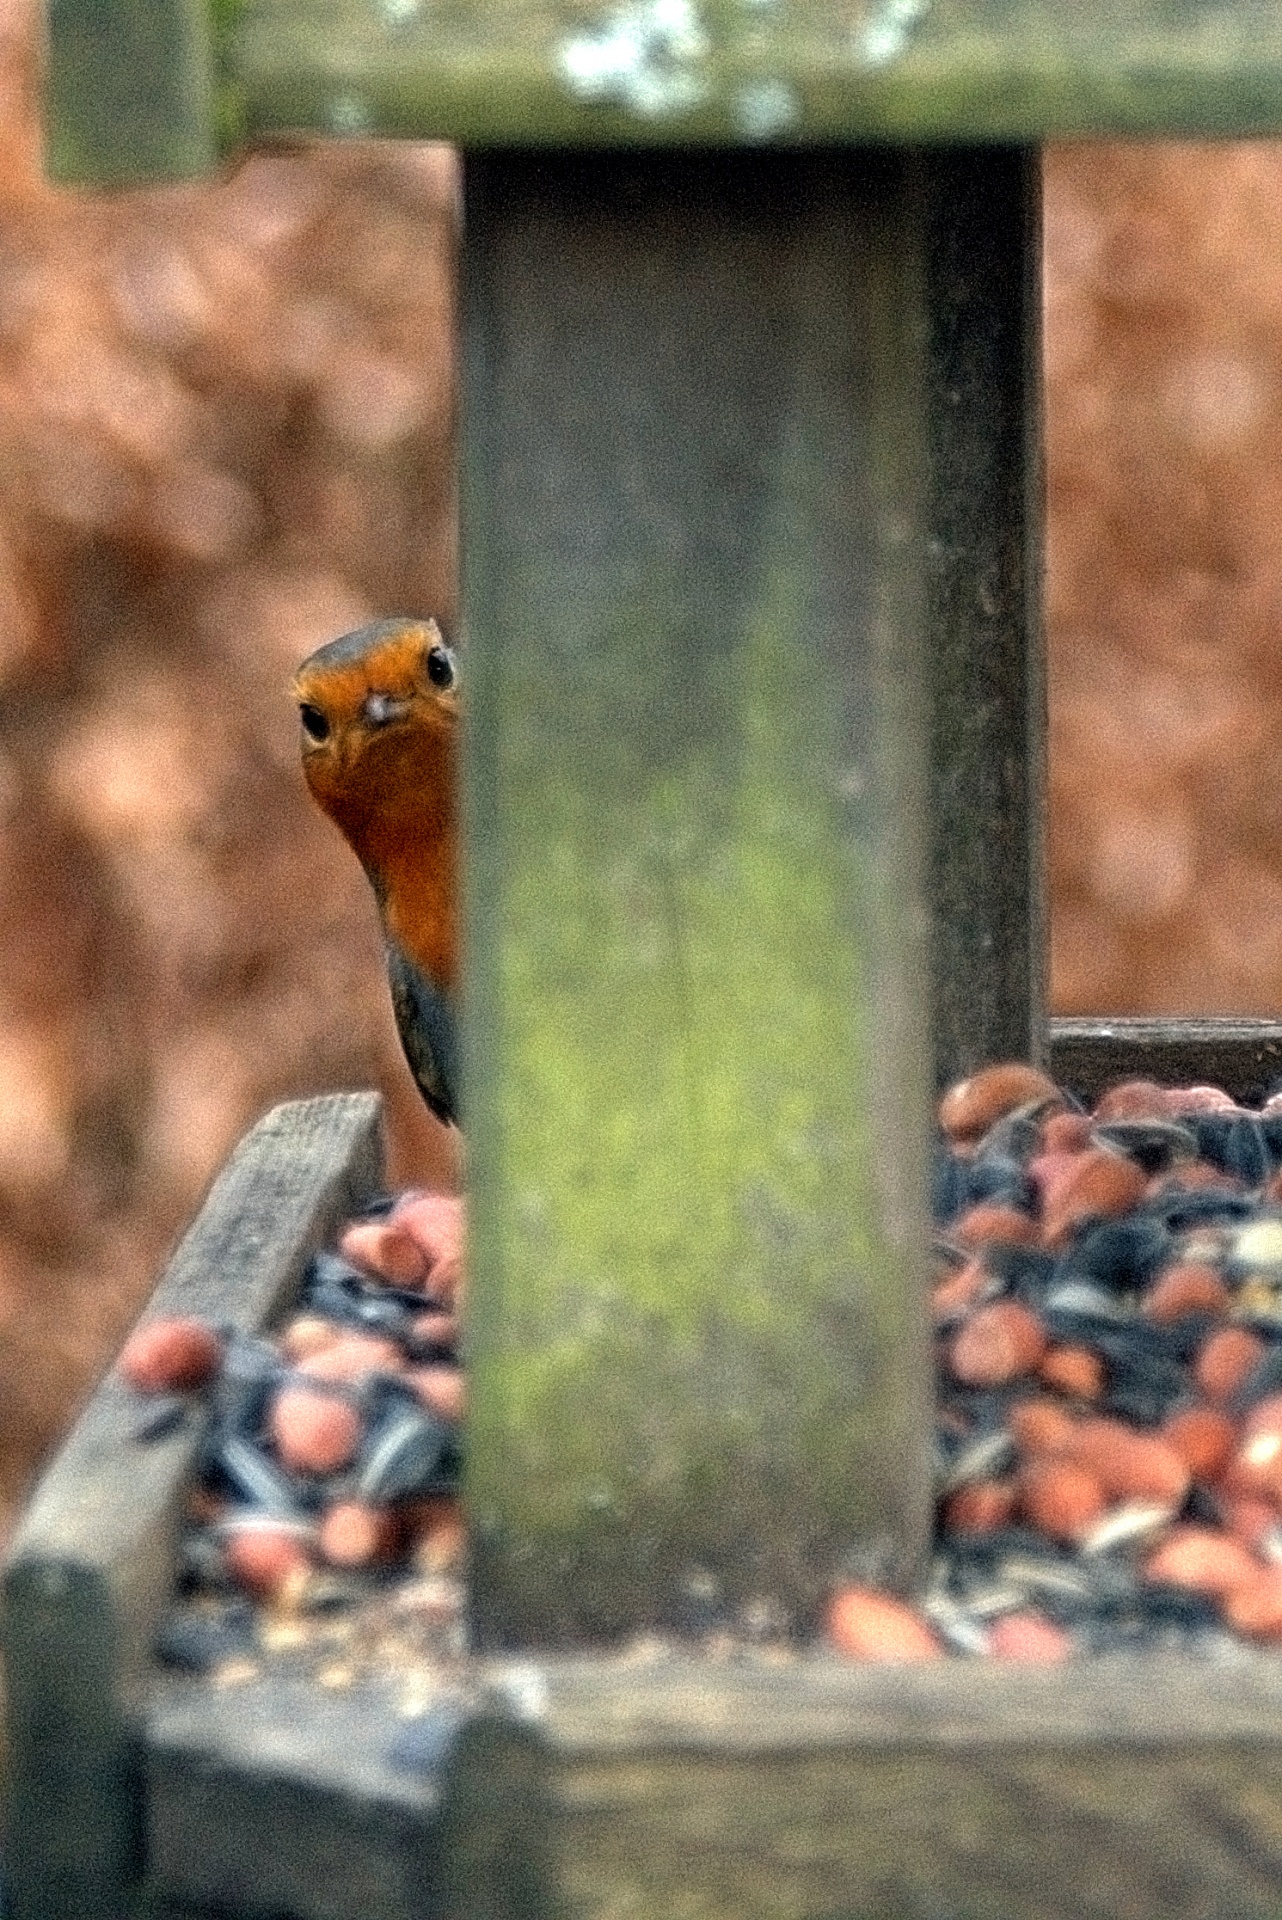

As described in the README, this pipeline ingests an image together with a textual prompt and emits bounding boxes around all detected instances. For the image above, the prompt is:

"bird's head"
[292,616,459,835]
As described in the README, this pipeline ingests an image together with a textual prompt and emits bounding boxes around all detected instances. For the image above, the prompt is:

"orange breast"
[307,709,458,991]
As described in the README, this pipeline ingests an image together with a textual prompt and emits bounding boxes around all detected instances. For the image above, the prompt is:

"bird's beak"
[361,691,411,728]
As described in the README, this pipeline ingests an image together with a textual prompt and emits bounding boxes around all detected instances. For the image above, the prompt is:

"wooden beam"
[927,145,1045,1088]
[139,1642,1282,1920]
[145,1675,548,1920]
[462,147,934,1647]
[510,1651,1282,1920]
[1050,1016,1282,1108]
[222,0,1282,159]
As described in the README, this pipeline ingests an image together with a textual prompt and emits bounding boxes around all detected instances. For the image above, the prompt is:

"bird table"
[14,1,1282,1917]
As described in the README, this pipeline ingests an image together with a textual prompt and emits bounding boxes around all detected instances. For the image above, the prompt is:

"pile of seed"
[128,1064,1282,1671]
[830,1062,1282,1661]
[120,1190,467,1682]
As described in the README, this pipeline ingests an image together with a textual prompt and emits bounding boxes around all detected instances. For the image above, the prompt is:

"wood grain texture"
[223,0,1282,153]
[463,148,932,1646]
[552,1743,1282,1920]
[1051,1016,1282,1107]
[2,1093,383,1920]
[927,146,1045,1090]
[491,1652,1282,1920]
[145,1675,549,1920]
[149,1646,1282,1920]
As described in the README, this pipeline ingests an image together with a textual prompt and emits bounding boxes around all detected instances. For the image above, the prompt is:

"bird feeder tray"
[10,1096,1282,1920]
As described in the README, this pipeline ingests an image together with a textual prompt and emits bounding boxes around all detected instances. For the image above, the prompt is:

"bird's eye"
[426,645,456,691]
[299,702,331,743]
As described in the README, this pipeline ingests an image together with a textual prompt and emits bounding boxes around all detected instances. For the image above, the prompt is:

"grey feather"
[386,938,460,1126]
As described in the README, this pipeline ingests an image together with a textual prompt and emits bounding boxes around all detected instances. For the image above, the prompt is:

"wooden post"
[45,0,215,186]
[462,148,934,1647]
[927,146,1046,1086]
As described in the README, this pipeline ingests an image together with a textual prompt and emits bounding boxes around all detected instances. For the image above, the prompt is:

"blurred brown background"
[1,0,1281,1535]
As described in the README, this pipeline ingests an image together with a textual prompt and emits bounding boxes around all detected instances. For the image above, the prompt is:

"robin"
[293,616,460,1126]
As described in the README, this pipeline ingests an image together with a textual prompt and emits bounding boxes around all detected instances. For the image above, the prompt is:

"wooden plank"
[216,0,1282,165]
[2,1093,383,1920]
[144,1675,447,1920]
[144,1674,549,1920]
[462,148,933,1646]
[45,0,216,186]
[47,0,1282,185]
[926,145,1045,1090]
[1050,1016,1282,1108]
[474,1651,1282,1920]
[139,1639,1282,1920]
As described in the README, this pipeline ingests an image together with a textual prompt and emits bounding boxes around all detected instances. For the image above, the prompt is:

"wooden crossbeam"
[1051,1015,1282,1108]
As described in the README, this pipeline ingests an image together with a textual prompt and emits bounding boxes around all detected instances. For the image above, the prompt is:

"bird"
[292,616,460,1126]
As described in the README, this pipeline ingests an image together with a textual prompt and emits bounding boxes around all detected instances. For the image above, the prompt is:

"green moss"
[223,0,1282,147]
[209,0,251,149]
[461,159,934,1636]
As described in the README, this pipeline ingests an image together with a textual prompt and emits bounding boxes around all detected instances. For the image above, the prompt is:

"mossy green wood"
[463,150,932,1647]
[221,0,1282,158]
[45,0,217,186]
[40,0,1282,188]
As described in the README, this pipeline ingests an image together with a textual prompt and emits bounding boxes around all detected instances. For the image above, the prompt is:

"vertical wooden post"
[926,146,1046,1087]
[462,150,935,1647]
[45,0,215,186]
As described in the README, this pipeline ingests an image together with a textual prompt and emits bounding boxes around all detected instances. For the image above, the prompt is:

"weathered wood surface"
[463,147,932,1646]
[145,1674,548,1920]
[504,1651,1282,1920]
[48,0,1282,187]
[2,1093,384,1920]
[927,145,1045,1090]
[144,1674,449,1920]
[1051,1016,1282,1108]
[45,0,215,185]
[139,1643,1282,1920]
[226,0,1282,158]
